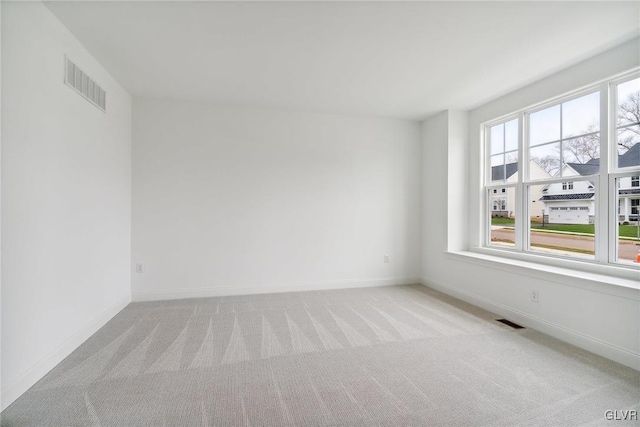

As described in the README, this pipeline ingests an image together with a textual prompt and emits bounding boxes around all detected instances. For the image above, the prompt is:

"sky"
[490,77,640,181]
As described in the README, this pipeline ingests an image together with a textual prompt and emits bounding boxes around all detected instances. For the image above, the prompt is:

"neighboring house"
[490,160,550,219]
[540,166,596,224]
[618,143,640,223]
[540,144,640,224]
[619,174,640,223]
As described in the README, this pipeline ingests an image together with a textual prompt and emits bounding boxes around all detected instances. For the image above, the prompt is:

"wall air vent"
[64,56,106,112]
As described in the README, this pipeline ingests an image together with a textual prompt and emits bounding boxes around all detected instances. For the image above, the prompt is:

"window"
[492,199,507,211]
[493,189,497,194]
[484,72,640,266]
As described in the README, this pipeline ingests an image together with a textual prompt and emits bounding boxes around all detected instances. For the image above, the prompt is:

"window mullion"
[559,103,564,177]
[608,175,617,263]
[484,126,490,247]
[596,81,611,263]
[516,113,526,251]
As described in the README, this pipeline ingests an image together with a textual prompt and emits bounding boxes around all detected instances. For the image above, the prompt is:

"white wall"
[132,99,422,300]
[1,2,132,409]
[421,38,640,370]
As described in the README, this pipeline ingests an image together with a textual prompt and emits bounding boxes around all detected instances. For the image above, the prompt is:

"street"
[491,228,640,262]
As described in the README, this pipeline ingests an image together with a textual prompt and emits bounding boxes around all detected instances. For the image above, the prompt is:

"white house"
[618,143,640,223]
[491,160,550,219]
[540,167,596,224]
[540,144,640,224]
[619,175,640,223]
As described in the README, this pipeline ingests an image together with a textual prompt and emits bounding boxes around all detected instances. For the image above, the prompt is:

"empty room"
[1,1,639,425]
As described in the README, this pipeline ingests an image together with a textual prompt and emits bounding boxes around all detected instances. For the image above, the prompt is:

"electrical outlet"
[531,290,539,303]
[384,254,390,263]
[136,264,143,274]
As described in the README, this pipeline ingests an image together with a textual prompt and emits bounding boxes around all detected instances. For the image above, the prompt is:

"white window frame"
[482,69,640,270]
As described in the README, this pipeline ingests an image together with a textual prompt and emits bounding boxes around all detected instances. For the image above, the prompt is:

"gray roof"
[540,193,595,201]
[619,143,640,168]
[567,143,640,176]
[491,162,518,181]
[566,162,599,176]
[493,144,637,182]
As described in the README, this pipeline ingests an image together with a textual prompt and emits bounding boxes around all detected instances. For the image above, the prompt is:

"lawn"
[491,217,515,225]
[532,223,594,234]
[618,225,640,238]
[490,217,640,238]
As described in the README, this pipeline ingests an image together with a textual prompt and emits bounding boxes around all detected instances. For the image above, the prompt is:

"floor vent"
[496,319,525,329]
[64,56,106,112]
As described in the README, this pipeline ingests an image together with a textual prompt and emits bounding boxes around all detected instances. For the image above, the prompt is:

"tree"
[529,88,639,174]
[563,126,600,164]
[617,91,640,153]
[491,197,508,217]
[532,155,560,176]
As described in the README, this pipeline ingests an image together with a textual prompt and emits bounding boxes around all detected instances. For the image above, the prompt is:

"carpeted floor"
[2,284,639,426]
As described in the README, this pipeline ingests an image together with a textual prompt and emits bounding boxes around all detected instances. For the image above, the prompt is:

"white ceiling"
[45,1,640,120]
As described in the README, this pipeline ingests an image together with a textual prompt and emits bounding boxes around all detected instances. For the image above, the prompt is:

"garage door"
[549,207,589,224]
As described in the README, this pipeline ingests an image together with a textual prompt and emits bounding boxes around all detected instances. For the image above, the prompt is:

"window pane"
[530,105,560,146]
[489,120,519,184]
[491,154,504,167]
[505,119,518,152]
[615,176,640,264]
[532,182,595,260]
[530,142,560,178]
[491,154,505,184]
[489,188,515,249]
[617,78,640,169]
[490,123,504,155]
[617,78,640,127]
[504,150,518,164]
[562,92,600,138]
[562,133,600,174]
[617,125,640,164]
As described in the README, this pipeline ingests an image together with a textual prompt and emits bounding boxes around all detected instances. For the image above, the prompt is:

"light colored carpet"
[2,284,638,426]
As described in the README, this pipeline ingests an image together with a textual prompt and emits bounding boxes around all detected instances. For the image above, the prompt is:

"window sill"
[446,248,640,300]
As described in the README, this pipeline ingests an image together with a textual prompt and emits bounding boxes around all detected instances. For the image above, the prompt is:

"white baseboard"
[132,276,421,302]
[1,296,131,412]
[419,276,640,371]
